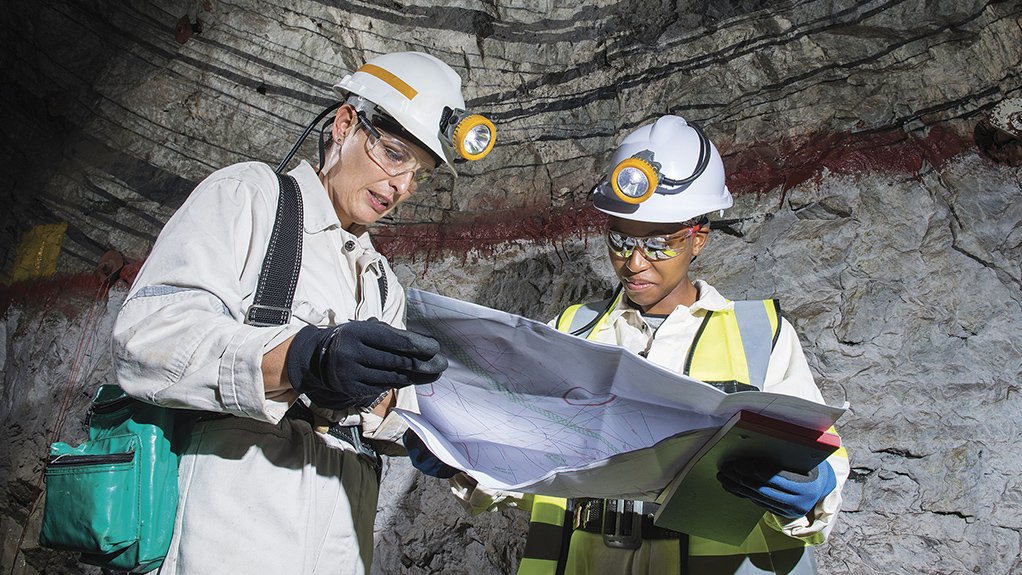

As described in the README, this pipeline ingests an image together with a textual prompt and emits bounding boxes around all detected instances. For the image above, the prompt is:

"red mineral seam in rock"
[0,273,108,317]
[376,125,972,258]
[0,260,141,313]
[1,127,974,304]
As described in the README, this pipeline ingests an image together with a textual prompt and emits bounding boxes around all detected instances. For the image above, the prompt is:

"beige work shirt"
[112,160,418,573]
[113,160,414,446]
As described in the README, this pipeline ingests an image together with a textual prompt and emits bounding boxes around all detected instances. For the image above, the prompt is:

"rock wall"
[2,1,1022,574]
[1,279,119,575]
[4,0,1019,268]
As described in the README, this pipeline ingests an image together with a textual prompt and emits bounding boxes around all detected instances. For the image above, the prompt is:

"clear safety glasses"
[606,226,700,261]
[357,113,435,185]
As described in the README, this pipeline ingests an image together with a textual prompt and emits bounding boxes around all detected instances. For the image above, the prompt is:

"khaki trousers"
[157,417,379,575]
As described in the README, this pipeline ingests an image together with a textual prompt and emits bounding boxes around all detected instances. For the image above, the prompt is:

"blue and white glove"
[403,430,460,479]
[717,459,837,519]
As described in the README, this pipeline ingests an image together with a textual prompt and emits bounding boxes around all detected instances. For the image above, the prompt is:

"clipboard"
[652,410,840,545]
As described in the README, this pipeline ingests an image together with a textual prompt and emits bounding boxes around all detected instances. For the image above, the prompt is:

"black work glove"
[286,319,448,410]
[403,429,460,479]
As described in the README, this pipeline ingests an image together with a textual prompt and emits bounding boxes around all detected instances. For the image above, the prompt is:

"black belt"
[573,498,684,548]
[193,404,382,477]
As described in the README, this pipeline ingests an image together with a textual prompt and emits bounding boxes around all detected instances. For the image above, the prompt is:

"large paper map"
[397,289,846,500]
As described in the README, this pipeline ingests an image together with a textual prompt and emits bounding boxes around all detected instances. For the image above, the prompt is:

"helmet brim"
[592,182,732,224]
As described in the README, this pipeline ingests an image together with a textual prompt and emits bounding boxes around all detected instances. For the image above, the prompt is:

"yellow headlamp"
[453,115,496,160]
[610,152,660,204]
[442,109,496,161]
[607,124,712,204]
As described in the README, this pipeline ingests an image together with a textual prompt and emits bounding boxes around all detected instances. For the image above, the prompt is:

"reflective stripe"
[358,63,417,100]
[559,291,622,339]
[732,300,778,391]
[686,310,751,388]
[130,284,191,300]
[518,496,569,575]
[126,284,231,316]
[555,304,584,333]
[686,300,780,391]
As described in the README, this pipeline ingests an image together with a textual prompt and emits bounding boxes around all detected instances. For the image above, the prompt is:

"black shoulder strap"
[377,273,389,305]
[245,173,303,326]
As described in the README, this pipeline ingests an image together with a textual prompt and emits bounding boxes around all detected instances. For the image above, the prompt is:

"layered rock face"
[2,1,1021,574]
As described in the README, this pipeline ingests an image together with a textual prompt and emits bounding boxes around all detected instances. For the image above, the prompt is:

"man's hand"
[717,459,836,519]
[286,319,448,410]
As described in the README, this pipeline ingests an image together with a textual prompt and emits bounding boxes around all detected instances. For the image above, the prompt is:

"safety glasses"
[606,226,700,261]
[357,113,435,185]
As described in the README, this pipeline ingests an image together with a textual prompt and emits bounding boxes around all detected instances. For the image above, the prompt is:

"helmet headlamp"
[606,122,713,205]
[441,108,496,161]
[611,152,660,204]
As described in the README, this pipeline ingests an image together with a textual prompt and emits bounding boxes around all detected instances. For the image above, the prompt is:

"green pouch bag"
[40,384,179,573]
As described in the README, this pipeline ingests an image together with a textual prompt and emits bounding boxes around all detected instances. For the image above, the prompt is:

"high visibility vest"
[555,293,782,393]
[517,296,811,575]
[517,495,573,575]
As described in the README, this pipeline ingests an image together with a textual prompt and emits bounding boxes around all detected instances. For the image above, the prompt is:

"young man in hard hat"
[112,51,495,574]
[433,115,848,575]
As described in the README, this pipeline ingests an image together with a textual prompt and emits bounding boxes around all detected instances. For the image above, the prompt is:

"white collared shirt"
[580,280,825,402]
[112,160,413,445]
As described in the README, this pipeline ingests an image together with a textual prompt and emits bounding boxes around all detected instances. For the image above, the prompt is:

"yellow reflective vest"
[517,294,822,575]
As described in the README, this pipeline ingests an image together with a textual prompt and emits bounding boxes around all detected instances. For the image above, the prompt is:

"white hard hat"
[334,51,495,174]
[592,115,732,223]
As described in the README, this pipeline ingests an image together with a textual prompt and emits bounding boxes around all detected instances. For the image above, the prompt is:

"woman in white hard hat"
[431,115,848,575]
[112,51,495,574]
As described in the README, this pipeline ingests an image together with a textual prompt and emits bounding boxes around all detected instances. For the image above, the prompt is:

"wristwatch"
[367,390,391,410]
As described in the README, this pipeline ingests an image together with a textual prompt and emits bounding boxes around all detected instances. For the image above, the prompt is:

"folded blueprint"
[397,289,847,500]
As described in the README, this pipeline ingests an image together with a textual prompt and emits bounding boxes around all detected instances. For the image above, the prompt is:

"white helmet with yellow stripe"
[334,51,495,175]
[592,115,731,223]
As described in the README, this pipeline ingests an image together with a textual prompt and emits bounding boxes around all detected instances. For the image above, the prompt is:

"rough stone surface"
[3,0,1020,269]
[0,280,118,575]
[2,1,1022,574]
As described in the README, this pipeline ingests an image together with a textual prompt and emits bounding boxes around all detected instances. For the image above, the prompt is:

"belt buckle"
[573,498,600,531]
[601,499,643,549]
[245,304,292,327]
